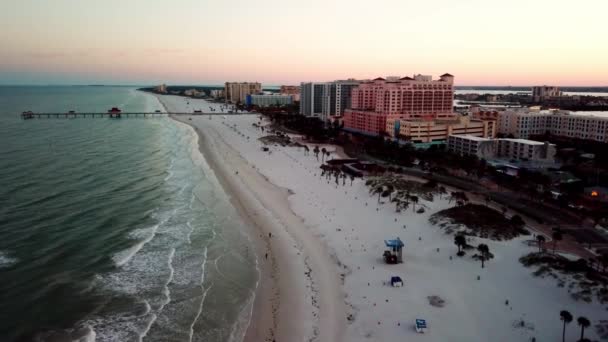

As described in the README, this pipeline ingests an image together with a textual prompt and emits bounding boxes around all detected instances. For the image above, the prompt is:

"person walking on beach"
[265,253,268,259]
[268,232,272,238]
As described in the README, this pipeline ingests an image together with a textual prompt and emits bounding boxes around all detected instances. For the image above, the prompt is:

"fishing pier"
[21,107,254,119]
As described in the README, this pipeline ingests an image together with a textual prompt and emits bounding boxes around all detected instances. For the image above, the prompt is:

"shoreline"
[148,93,607,341]
[148,93,267,340]
[154,94,346,342]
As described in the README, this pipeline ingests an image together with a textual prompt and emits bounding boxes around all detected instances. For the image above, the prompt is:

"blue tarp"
[384,238,404,248]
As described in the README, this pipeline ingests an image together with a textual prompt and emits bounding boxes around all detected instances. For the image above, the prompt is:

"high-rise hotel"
[300,80,361,120]
[224,82,262,104]
[343,74,496,142]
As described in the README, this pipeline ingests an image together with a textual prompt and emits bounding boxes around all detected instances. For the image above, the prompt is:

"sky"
[0,0,607,86]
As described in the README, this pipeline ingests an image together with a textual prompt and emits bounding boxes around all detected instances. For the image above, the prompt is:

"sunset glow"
[1,0,607,85]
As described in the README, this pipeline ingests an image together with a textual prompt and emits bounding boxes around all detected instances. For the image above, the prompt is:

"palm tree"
[600,253,608,273]
[536,235,546,253]
[552,229,563,254]
[577,316,590,341]
[560,310,573,342]
[588,258,596,272]
[438,186,446,199]
[477,244,490,268]
[454,234,466,255]
[410,195,419,212]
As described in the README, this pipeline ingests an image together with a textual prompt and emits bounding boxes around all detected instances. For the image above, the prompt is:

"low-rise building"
[342,109,388,136]
[447,135,496,159]
[498,109,608,142]
[184,89,204,97]
[210,89,224,99]
[448,135,556,163]
[386,116,496,143]
[280,85,300,102]
[496,138,556,162]
[532,85,562,102]
[246,94,293,107]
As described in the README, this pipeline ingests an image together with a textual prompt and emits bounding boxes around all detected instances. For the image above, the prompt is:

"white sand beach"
[156,95,607,342]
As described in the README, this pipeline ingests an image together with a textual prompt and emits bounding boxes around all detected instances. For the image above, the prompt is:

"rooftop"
[499,138,548,145]
[448,134,492,142]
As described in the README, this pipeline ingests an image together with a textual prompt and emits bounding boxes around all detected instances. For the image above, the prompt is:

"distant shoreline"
[2,84,607,93]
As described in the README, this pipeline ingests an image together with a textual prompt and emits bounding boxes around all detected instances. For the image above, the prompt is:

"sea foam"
[0,250,17,268]
[112,225,159,267]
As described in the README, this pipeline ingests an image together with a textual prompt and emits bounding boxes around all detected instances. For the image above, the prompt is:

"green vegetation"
[520,252,608,304]
[430,203,529,240]
[365,176,444,212]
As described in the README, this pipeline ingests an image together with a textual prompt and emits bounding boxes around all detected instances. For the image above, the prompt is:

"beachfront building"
[224,82,262,104]
[447,135,496,159]
[386,115,496,143]
[497,109,608,142]
[300,82,325,117]
[532,85,562,102]
[545,114,608,142]
[496,138,556,162]
[321,79,361,121]
[246,94,293,107]
[497,108,553,138]
[155,84,167,93]
[470,107,500,121]
[280,85,300,102]
[184,89,204,97]
[343,73,460,137]
[448,135,556,163]
[210,89,224,99]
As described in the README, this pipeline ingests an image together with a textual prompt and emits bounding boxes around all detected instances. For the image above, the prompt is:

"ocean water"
[0,86,258,341]
[455,89,608,97]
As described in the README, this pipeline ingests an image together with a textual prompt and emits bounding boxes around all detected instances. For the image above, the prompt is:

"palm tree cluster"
[587,253,608,273]
[559,310,591,342]
[320,166,351,187]
[448,191,469,206]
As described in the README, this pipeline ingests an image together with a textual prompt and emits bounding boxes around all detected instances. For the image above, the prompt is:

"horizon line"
[2,84,608,89]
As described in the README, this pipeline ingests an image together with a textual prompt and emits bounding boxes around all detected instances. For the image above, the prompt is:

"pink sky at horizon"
[1,0,607,86]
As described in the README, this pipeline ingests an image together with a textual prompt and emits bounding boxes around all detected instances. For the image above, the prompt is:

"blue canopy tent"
[383,238,404,263]
[390,276,403,287]
[415,318,428,333]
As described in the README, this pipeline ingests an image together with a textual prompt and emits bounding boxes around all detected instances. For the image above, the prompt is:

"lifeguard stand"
[383,238,404,264]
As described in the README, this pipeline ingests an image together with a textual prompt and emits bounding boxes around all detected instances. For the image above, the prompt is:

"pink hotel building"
[343,74,456,137]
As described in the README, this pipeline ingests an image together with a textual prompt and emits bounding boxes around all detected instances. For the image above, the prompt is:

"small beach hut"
[383,238,404,264]
[415,319,428,333]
